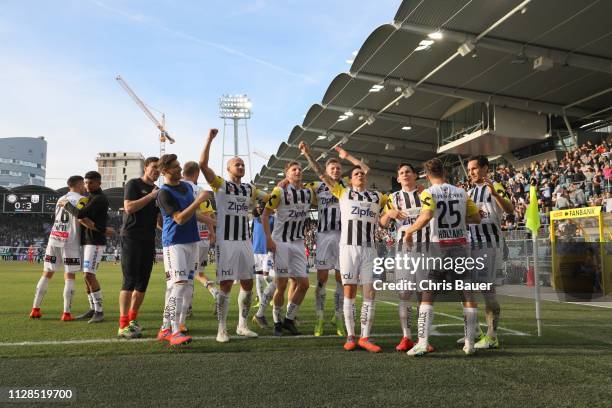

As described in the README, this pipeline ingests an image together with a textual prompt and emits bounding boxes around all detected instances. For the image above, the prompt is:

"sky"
[1,0,400,189]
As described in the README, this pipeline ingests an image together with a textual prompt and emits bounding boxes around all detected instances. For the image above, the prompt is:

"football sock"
[334,280,344,321]
[170,283,186,334]
[62,279,74,313]
[91,290,103,313]
[87,292,94,311]
[179,279,194,326]
[216,291,230,331]
[484,295,500,339]
[33,276,49,308]
[272,305,282,324]
[315,282,326,320]
[255,274,266,302]
[417,304,433,347]
[463,307,478,345]
[286,302,300,321]
[238,289,252,328]
[128,309,137,322]
[256,281,275,318]
[119,315,129,329]
[162,280,172,329]
[360,300,375,338]
[399,300,412,338]
[343,297,356,337]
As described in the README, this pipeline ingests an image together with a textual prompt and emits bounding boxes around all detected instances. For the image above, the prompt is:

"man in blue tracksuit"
[155,154,208,346]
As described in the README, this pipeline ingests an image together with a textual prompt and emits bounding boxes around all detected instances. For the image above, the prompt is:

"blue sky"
[1,0,399,188]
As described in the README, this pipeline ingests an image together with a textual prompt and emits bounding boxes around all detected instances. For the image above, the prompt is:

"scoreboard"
[2,193,59,213]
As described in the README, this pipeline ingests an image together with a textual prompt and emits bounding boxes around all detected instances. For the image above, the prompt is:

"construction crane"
[115,75,175,157]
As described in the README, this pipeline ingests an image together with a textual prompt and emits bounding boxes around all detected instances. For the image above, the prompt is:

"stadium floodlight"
[219,94,252,119]
[402,125,412,130]
[428,31,443,40]
[344,111,354,117]
[419,39,434,46]
[219,94,253,179]
[316,135,327,140]
[369,84,384,92]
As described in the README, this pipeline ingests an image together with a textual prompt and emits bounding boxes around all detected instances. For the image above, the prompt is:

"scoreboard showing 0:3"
[3,193,44,213]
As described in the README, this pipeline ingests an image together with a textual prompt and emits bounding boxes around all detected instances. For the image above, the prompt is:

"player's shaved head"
[226,156,245,179]
[227,157,243,170]
[182,161,199,177]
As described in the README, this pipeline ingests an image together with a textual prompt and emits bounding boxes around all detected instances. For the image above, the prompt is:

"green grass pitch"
[1,260,611,407]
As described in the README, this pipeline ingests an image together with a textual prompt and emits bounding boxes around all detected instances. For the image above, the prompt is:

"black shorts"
[121,236,156,292]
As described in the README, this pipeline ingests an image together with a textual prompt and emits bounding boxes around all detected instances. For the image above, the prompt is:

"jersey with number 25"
[419,183,479,244]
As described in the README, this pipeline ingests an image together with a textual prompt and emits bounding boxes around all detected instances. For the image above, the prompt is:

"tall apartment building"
[96,152,144,189]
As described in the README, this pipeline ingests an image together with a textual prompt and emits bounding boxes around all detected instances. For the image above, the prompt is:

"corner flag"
[525,185,540,233]
[525,183,543,336]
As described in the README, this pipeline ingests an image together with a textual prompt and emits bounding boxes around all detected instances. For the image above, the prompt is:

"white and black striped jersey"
[210,176,264,242]
[332,184,387,247]
[420,183,479,244]
[385,189,430,250]
[49,192,88,248]
[266,184,313,243]
[305,177,348,233]
[468,182,508,247]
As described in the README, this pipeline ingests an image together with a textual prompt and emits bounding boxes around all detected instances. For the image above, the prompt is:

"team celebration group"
[28,128,513,356]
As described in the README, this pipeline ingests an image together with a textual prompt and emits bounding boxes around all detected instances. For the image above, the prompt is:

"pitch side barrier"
[549,206,612,301]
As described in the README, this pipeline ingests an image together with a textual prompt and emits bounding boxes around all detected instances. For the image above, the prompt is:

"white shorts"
[163,242,198,283]
[216,240,255,282]
[339,244,377,285]
[315,231,340,270]
[82,245,103,274]
[196,240,210,274]
[274,241,307,278]
[44,245,81,273]
[254,252,274,273]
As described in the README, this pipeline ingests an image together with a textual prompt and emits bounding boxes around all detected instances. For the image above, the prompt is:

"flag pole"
[526,182,543,336]
[532,232,542,337]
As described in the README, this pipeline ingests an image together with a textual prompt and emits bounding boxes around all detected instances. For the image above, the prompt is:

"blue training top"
[159,181,200,247]
[252,216,273,254]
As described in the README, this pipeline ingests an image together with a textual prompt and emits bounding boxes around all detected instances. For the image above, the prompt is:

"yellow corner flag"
[525,185,541,233]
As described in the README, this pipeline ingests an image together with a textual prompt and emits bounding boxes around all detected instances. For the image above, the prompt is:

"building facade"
[0,137,47,188]
[96,152,144,189]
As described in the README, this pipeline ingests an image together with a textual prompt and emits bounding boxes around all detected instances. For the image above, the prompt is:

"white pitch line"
[0,325,527,347]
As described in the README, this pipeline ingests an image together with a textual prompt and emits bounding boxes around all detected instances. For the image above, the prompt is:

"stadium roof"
[254,0,612,187]
[10,185,58,194]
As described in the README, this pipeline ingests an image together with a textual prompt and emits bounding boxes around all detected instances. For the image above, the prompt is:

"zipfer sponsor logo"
[228,202,249,212]
[351,206,375,217]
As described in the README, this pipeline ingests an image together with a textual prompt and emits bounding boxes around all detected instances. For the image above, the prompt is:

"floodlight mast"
[219,94,253,180]
[116,75,175,157]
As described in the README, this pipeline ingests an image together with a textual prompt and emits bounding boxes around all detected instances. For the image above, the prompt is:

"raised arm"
[199,129,219,184]
[485,178,514,215]
[299,141,336,188]
[335,146,370,175]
